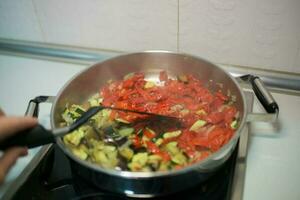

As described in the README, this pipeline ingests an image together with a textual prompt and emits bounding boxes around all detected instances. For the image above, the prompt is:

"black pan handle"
[0,125,55,150]
[25,96,52,117]
[239,74,279,113]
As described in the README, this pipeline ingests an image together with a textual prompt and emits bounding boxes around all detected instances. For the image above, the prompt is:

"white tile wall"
[179,0,300,73]
[33,0,178,52]
[0,0,299,73]
[294,48,300,73]
[0,0,43,41]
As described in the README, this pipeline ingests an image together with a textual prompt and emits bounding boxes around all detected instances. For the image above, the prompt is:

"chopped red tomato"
[99,71,238,166]
[206,112,224,124]
[145,141,160,153]
[143,128,156,139]
[132,135,142,148]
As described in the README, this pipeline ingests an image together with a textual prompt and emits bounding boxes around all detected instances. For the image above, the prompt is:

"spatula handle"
[0,125,55,150]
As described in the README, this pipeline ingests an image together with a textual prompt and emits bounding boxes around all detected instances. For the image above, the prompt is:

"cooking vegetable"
[230,120,238,129]
[61,71,238,172]
[163,130,182,139]
[118,127,134,137]
[189,120,207,132]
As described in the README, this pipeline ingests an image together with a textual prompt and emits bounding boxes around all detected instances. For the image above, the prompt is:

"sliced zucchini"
[62,108,74,124]
[165,142,179,155]
[71,105,86,114]
[128,152,149,171]
[144,81,156,89]
[177,75,188,83]
[189,120,207,132]
[71,144,89,160]
[103,145,116,153]
[123,72,135,80]
[115,118,130,124]
[91,147,118,169]
[91,151,108,164]
[118,127,134,137]
[131,152,148,166]
[155,138,164,146]
[119,147,134,160]
[89,138,105,150]
[230,120,238,129]
[158,162,170,171]
[88,93,103,107]
[147,154,162,169]
[63,128,86,146]
[179,109,190,116]
[171,153,187,165]
[196,109,207,115]
[163,130,182,139]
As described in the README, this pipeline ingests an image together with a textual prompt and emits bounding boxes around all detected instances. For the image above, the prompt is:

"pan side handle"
[237,75,279,122]
[25,96,55,117]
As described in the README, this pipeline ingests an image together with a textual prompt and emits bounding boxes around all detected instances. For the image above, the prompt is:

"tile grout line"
[177,0,180,52]
[31,0,46,42]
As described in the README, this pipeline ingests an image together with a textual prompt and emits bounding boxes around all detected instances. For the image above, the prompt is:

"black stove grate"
[12,144,237,200]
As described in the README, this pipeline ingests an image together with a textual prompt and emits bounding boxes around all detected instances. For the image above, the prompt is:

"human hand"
[0,109,38,184]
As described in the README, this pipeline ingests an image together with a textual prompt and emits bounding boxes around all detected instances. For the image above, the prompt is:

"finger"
[0,147,28,184]
[0,108,5,116]
[0,117,38,140]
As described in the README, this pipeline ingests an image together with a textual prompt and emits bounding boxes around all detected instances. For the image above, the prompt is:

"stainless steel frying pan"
[0,51,279,197]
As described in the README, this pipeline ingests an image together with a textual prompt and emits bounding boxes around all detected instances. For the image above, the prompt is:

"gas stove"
[12,144,237,200]
[8,92,253,200]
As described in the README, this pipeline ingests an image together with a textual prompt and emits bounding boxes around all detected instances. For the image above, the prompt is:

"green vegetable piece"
[144,81,156,89]
[177,75,188,83]
[118,127,134,137]
[89,138,106,151]
[103,145,116,153]
[231,120,238,129]
[92,151,108,164]
[101,109,111,117]
[165,142,187,165]
[196,109,207,115]
[158,162,170,171]
[91,109,112,129]
[89,99,99,107]
[128,162,142,171]
[115,118,130,124]
[71,144,89,160]
[91,148,118,169]
[128,152,149,171]
[165,142,179,155]
[147,154,162,169]
[189,120,207,132]
[155,138,163,146]
[88,93,103,107]
[71,105,86,114]
[72,148,88,160]
[123,72,135,80]
[171,153,187,165]
[131,152,148,166]
[180,109,190,116]
[119,147,134,160]
[163,130,182,139]
[63,128,85,146]
[62,108,74,124]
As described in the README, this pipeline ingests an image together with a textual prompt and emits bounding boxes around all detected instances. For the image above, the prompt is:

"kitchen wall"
[0,0,299,73]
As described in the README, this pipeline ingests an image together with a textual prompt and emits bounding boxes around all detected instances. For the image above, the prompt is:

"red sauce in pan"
[99,71,238,163]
